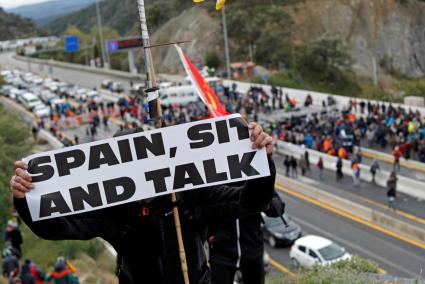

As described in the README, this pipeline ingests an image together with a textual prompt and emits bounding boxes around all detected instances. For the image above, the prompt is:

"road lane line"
[269,258,295,277]
[356,196,425,226]
[275,183,425,251]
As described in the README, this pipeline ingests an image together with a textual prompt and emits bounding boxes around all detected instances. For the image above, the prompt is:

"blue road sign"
[64,35,79,52]
[107,40,119,53]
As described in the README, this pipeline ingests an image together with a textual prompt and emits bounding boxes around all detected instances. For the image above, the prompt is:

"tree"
[297,35,353,84]
[205,51,221,69]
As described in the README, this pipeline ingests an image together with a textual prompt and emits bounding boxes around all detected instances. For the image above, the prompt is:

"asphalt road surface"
[268,189,425,278]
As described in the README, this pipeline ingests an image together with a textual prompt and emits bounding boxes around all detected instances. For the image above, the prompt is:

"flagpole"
[136,1,190,284]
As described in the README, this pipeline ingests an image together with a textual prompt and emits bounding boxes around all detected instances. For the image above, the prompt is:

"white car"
[33,104,51,118]
[289,235,351,268]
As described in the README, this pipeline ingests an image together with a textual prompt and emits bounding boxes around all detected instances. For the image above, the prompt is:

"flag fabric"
[192,0,226,10]
[174,45,228,118]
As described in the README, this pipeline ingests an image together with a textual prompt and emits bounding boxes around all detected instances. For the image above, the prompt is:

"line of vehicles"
[0,69,102,118]
[261,212,351,269]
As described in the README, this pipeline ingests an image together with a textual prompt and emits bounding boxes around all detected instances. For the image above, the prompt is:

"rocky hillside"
[44,0,425,78]
[0,8,40,41]
[286,0,425,78]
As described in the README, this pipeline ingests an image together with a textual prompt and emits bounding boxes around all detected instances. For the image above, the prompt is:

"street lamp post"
[222,6,231,79]
[95,0,108,68]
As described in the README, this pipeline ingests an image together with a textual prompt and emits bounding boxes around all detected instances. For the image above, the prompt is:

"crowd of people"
[2,219,79,284]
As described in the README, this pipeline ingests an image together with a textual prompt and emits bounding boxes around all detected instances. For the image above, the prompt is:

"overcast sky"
[0,0,57,9]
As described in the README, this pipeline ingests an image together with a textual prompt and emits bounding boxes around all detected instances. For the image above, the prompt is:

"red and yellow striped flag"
[193,0,226,10]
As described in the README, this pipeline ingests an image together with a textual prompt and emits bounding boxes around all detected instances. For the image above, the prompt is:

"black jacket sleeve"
[263,190,285,217]
[13,198,108,241]
[192,155,276,222]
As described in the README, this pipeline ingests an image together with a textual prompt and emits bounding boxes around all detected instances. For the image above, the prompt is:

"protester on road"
[370,159,380,184]
[352,161,361,187]
[284,156,290,177]
[25,259,45,284]
[19,263,35,284]
[290,156,298,178]
[387,171,398,210]
[299,155,307,176]
[317,157,324,180]
[10,122,276,284]
[336,157,343,181]
[304,151,310,171]
[392,146,402,172]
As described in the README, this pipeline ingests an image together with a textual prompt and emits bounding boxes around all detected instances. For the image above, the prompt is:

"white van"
[22,93,43,110]
[159,85,199,106]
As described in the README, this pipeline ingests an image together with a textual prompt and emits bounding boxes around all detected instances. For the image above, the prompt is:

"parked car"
[33,103,51,118]
[0,85,13,97]
[101,80,124,92]
[159,85,199,106]
[289,235,351,269]
[22,93,43,110]
[83,90,102,103]
[262,213,302,247]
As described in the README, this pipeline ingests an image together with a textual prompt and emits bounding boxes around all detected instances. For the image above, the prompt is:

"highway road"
[268,186,425,278]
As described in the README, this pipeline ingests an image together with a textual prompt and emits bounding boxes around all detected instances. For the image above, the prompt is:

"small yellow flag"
[192,0,226,10]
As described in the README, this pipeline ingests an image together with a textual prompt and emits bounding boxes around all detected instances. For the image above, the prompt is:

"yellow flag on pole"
[192,0,226,10]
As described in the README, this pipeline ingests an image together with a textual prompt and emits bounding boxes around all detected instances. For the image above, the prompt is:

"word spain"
[23,114,270,221]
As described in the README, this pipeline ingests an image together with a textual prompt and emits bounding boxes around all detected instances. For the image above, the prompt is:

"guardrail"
[356,146,425,174]
[276,141,425,200]
[14,55,145,81]
[277,174,425,245]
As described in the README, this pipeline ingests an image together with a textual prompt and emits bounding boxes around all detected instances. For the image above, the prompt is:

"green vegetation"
[205,51,221,70]
[266,256,388,284]
[0,8,42,41]
[0,103,32,231]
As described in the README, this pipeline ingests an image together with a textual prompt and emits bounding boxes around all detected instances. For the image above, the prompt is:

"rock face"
[147,0,425,77]
[287,0,425,78]
[148,6,222,74]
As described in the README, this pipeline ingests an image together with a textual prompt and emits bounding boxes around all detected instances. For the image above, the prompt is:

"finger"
[253,133,267,149]
[15,168,32,182]
[14,161,28,170]
[260,136,273,148]
[248,122,256,129]
[14,176,34,190]
[12,182,31,194]
[250,124,263,142]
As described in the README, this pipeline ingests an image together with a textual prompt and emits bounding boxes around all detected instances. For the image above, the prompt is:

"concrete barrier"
[357,146,425,173]
[14,55,145,81]
[276,141,425,200]
[276,174,425,244]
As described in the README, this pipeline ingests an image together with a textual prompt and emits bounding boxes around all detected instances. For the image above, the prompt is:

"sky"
[0,0,58,9]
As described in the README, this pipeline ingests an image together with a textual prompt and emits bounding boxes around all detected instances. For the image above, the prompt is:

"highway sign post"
[64,35,79,53]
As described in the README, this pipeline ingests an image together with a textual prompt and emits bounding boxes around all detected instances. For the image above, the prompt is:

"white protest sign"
[23,114,271,221]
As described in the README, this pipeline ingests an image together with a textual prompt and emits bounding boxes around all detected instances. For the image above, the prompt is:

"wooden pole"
[136,1,190,283]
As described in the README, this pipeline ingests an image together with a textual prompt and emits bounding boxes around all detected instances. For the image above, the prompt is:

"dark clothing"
[4,227,23,255]
[15,162,276,284]
[211,257,264,284]
[20,265,36,284]
[209,191,284,267]
[2,254,19,278]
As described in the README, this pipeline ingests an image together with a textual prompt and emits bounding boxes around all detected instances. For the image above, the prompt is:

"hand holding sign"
[10,115,273,221]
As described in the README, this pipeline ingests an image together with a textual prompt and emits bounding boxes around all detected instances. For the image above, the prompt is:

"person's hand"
[10,161,33,199]
[248,122,273,155]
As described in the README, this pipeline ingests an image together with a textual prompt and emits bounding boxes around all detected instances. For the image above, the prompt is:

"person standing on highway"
[336,157,343,181]
[290,156,298,178]
[317,157,324,180]
[284,156,290,177]
[370,159,380,184]
[392,146,402,171]
[299,154,307,176]
[352,162,361,187]
[304,151,310,171]
[4,220,23,256]
[387,171,398,210]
